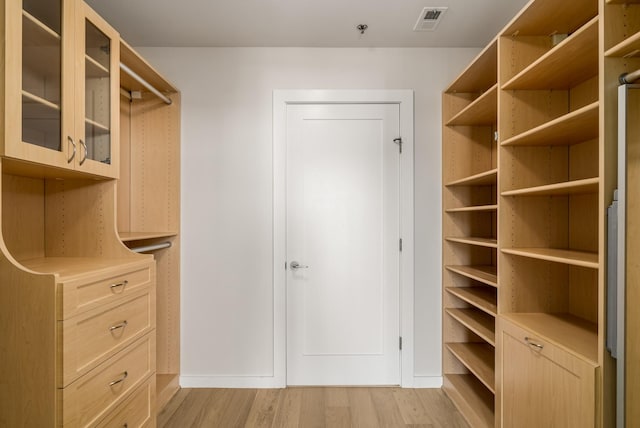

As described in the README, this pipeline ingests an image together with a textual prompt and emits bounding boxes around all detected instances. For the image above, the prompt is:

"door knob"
[290,261,309,270]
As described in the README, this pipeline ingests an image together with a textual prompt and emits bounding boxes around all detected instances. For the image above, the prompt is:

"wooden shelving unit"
[442,0,617,425]
[442,38,499,428]
[117,41,182,413]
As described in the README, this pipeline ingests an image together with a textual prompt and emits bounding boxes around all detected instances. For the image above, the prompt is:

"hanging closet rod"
[620,69,640,84]
[120,63,172,105]
[130,241,172,253]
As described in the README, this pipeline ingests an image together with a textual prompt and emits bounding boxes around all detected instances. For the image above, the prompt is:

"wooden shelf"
[446,169,497,187]
[501,177,599,197]
[446,287,497,317]
[606,30,640,57]
[120,40,178,95]
[443,374,494,428]
[445,265,498,288]
[23,10,60,43]
[501,313,598,364]
[446,84,497,126]
[445,205,497,213]
[86,55,109,78]
[446,40,497,93]
[119,232,178,242]
[502,17,599,90]
[18,257,149,282]
[501,247,598,269]
[501,102,599,147]
[501,0,597,37]
[446,343,496,393]
[446,308,496,346]
[445,237,498,249]
[85,118,110,135]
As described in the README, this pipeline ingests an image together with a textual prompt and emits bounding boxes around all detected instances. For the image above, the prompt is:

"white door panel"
[286,104,400,385]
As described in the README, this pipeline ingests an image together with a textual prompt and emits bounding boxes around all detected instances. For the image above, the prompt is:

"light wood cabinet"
[2,0,119,179]
[442,0,617,426]
[0,1,181,426]
[498,316,597,428]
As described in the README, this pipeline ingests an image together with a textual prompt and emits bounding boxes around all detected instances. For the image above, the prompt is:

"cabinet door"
[499,320,596,428]
[75,2,119,178]
[3,0,76,169]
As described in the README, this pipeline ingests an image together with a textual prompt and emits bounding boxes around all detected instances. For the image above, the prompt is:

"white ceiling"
[85,0,530,48]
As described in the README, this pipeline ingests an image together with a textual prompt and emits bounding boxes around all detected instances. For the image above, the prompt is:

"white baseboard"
[412,376,443,388]
[180,375,442,389]
[180,375,285,389]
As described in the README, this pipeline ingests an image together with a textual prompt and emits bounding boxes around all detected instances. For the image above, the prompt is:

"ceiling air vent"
[414,7,448,32]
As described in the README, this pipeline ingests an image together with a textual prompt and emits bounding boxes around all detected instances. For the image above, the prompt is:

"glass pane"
[22,2,62,151]
[85,20,110,164]
[23,0,61,35]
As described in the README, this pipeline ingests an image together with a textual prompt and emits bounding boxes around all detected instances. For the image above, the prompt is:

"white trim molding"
[180,375,285,389]
[273,90,415,388]
[412,376,444,389]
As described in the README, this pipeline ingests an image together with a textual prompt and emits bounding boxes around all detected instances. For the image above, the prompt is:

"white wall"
[137,47,479,386]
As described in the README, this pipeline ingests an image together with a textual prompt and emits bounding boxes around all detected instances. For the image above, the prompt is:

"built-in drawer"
[96,376,156,428]
[59,334,156,427]
[58,261,154,319]
[58,289,156,387]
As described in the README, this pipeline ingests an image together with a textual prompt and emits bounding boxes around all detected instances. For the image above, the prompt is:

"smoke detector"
[414,7,448,31]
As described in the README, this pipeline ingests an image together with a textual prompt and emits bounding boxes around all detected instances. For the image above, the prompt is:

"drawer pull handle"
[525,337,544,350]
[109,320,129,332]
[109,371,128,387]
[110,280,129,292]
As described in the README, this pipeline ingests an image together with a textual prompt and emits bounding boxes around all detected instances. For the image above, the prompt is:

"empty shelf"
[446,205,497,213]
[446,169,497,187]
[119,231,178,242]
[606,30,640,57]
[501,177,599,197]
[501,247,598,269]
[446,343,496,393]
[446,237,498,249]
[443,374,494,428]
[445,265,498,288]
[446,287,497,317]
[501,102,599,147]
[446,84,497,126]
[446,308,496,346]
[446,40,497,93]
[502,17,599,90]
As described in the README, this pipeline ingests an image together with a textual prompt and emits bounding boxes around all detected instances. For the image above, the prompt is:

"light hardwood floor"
[159,387,470,428]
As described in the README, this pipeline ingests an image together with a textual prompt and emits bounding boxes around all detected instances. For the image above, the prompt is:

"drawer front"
[59,289,156,387]
[59,262,154,319]
[60,334,156,428]
[96,376,156,428]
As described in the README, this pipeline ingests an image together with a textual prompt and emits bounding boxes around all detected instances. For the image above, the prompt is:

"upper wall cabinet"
[1,0,119,179]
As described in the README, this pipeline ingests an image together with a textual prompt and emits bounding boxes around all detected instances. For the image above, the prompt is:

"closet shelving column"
[602,0,640,425]
[442,39,498,428]
[497,0,603,424]
[118,41,182,411]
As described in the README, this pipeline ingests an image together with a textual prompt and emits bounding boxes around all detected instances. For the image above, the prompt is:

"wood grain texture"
[159,387,468,428]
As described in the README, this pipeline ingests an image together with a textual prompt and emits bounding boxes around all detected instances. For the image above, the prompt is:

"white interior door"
[286,103,400,385]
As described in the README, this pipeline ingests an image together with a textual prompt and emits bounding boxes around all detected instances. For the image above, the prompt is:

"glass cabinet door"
[77,4,119,178]
[10,0,74,169]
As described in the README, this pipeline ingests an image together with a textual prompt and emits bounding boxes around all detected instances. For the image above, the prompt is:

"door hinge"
[399,238,403,252]
[399,336,403,350]
[285,261,287,270]
[393,137,402,153]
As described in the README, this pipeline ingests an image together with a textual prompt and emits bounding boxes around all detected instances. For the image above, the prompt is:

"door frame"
[273,90,415,387]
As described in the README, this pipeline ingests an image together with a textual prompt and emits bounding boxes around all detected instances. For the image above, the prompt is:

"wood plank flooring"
[159,387,469,428]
